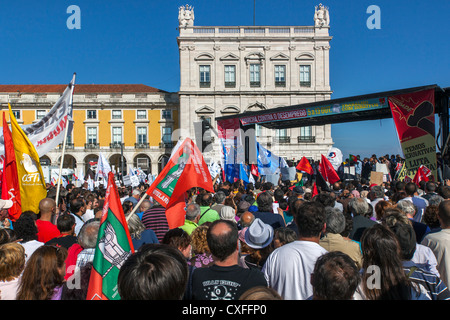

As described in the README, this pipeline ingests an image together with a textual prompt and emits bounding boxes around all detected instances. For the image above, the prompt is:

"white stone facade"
[177,6,334,163]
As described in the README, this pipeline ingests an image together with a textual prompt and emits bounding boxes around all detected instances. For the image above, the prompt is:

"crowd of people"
[1,152,450,301]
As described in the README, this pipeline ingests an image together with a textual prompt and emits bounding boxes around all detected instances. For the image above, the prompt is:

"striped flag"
[86,172,134,300]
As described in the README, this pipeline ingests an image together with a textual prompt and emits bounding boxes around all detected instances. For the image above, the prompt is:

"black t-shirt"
[45,235,78,250]
[191,264,267,300]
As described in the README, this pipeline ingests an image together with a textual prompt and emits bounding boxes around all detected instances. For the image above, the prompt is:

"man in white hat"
[0,199,14,228]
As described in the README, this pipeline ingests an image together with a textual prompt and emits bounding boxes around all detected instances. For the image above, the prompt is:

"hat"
[293,186,304,195]
[244,218,274,249]
[220,206,236,222]
[238,200,251,212]
[0,199,13,210]
[304,188,312,194]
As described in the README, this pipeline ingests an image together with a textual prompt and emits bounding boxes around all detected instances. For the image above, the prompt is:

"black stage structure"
[215,84,450,166]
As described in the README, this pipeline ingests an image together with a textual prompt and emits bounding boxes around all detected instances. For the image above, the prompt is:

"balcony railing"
[110,142,124,149]
[300,81,311,87]
[135,142,149,149]
[298,136,316,143]
[273,137,291,144]
[58,142,74,150]
[84,143,99,149]
[159,142,174,148]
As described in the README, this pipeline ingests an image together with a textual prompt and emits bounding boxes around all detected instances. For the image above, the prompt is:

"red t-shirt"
[36,219,60,243]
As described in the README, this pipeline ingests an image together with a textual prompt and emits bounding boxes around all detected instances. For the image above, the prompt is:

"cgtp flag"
[326,147,343,170]
[86,172,134,300]
[146,138,214,228]
[8,105,47,214]
[1,113,21,221]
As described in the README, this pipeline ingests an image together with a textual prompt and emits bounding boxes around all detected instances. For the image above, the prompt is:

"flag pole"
[56,73,76,209]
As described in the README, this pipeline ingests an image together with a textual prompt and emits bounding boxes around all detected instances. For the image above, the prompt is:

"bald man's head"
[239,211,255,228]
[39,198,56,218]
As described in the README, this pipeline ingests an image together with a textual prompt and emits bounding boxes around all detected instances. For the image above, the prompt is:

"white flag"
[0,74,76,167]
[327,147,343,170]
[95,152,111,186]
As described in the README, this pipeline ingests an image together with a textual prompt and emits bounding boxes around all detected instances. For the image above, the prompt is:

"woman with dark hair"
[117,244,188,300]
[355,224,430,300]
[16,245,68,300]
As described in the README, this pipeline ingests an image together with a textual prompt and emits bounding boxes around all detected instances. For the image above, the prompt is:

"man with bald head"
[36,198,60,243]
[238,211,255,230]
[191,219,267,300]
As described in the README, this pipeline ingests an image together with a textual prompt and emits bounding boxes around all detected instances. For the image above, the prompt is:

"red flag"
[250,164,259,177]
[296,156,313,175]
[318,154,340,184]
[86,172,134,300]
[1,113,21,221]
[413,166,429,185]
[312,182,319,197]
[146,138,214,228]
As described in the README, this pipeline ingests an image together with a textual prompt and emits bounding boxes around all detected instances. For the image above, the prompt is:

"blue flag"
[257,142,288,176]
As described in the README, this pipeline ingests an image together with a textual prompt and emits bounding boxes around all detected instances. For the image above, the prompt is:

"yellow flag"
[8,104,47,213]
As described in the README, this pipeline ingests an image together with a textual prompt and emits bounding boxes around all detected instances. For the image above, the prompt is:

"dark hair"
[162,228,191,251]
[311,251,360,300]
[274,227,297,245]
[314,192,335,207]
[388,222,417,260]
[117,244,188,300]
[295,201,326,238]
[56,213,76,233]
[360,224,413,300]
[206,220,238,261]
[69,198,85,214]
[438,200,450,227]
[256,192,273,212]
[13,214,38,243]
[199,193,214,207]
[405,182,417,196]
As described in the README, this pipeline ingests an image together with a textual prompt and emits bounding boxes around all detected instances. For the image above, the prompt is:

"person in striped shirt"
[389,221,450,300]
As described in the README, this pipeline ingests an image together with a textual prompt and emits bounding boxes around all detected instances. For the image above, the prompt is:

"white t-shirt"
[20,240,44,263]
[262,240,327,300]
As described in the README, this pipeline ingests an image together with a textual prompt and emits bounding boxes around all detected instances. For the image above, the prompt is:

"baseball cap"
[0,199,13,210]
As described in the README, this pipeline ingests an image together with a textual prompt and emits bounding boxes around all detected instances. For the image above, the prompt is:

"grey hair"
[325,206,346,234]
[396,200,416,216]
[349,198,369,216]
[78,220,100,248]
[185,203,201,221]
[214,191,226,204]
[126,213,145,239]
[429,195,444,207]
[371,185,385,198]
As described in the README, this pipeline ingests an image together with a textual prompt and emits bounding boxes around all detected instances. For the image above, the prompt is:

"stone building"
[177,4,334,163]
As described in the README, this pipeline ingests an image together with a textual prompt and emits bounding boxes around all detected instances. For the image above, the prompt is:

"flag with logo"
[86,172,134,300]
[8,105,47,214]
[413,165,430,185]
[146,137,214,228]
[319,154,340,184]
[326,147,343,170]
[1,113,21,221]
[257,142,288,176]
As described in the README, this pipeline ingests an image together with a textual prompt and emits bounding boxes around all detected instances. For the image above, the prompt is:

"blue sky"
[0,0,448,159]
